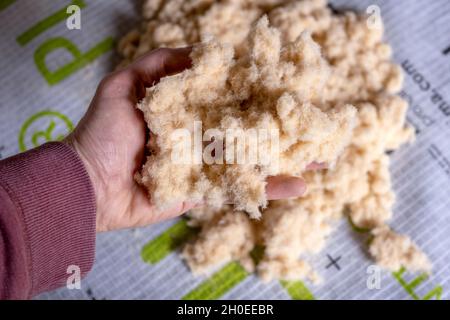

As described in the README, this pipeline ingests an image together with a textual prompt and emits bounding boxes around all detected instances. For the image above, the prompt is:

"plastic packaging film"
[0,0,449,299]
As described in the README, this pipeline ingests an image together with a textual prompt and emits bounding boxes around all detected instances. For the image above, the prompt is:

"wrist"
[64,135,105,232]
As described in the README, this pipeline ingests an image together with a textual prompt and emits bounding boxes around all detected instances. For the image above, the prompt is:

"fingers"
[97,47,192,100]
[148,165,323,225]
[266,175,307,200]
[265,163,327,201]
[130,166,326,229]
[161,200,203,219]
[139,200,202,227]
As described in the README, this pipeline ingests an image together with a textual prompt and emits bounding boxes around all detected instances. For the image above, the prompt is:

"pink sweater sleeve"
[0,142,96,299]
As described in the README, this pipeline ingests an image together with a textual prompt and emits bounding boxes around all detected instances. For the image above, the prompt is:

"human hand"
[66,47,311,232]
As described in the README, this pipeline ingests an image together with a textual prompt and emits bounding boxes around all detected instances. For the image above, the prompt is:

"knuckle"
[98,71,131,97]
[99,72,119,88]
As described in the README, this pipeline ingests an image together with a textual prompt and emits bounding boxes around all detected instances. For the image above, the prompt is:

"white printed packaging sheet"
[0,0,449,300]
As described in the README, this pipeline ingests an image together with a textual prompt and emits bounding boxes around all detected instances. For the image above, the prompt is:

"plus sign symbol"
[326,254,342,271]
[443,45,450,55]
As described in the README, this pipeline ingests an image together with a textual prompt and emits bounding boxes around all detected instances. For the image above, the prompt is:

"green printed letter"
[34,36,114,85]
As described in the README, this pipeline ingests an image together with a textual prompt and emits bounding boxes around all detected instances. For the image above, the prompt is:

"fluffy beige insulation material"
[136,17,356,217]
[120,0,431,282]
